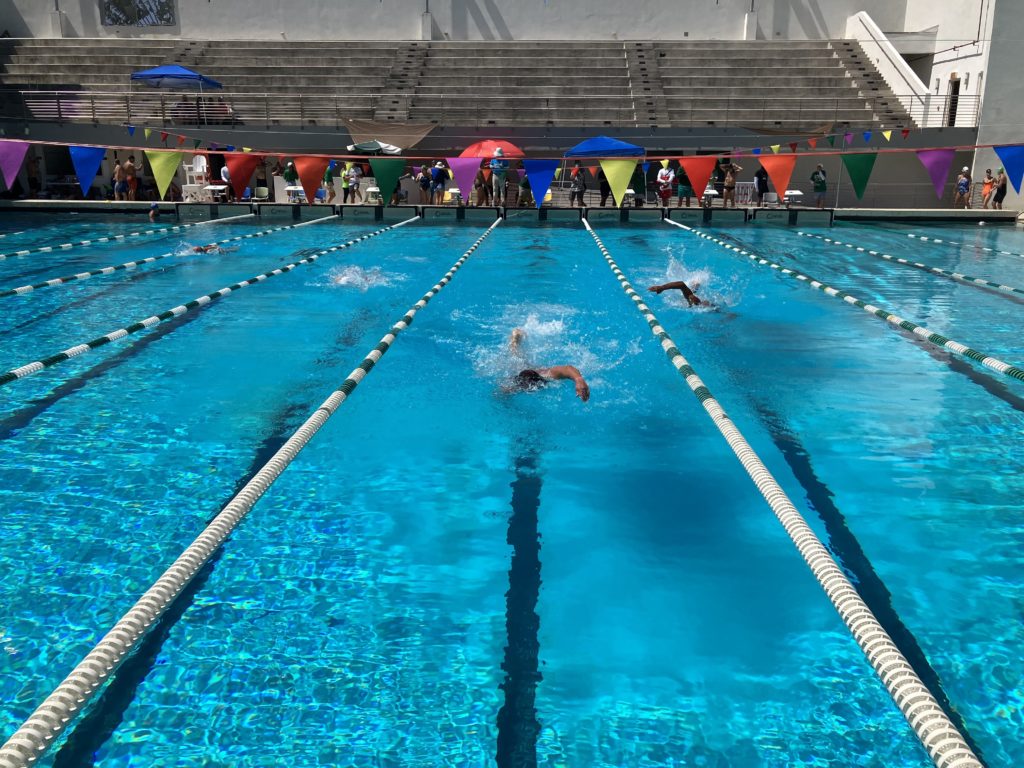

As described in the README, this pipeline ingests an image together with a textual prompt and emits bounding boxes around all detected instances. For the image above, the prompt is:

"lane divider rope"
[0,219,502,768]
[584,218,983,768]
[0,215,417,388]
[906,231,1024,260]
[0,231,26,239]
[797,230,1024,300]
[0,213,255,261]
[0,215,337,299]
[665,218,1024,384]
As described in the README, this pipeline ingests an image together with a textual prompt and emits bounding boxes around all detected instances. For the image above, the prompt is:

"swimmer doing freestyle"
[647,280,706,307]
[506,328,590,402]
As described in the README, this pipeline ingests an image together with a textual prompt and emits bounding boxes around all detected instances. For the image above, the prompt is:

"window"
[100,0,176,27]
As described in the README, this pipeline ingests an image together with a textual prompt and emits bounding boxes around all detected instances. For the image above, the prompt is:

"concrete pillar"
[421,12,434,40]
[50,11,68,38]
[743,12,758,40]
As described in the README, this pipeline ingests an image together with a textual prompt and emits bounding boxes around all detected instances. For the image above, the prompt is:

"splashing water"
[326,265,405,292]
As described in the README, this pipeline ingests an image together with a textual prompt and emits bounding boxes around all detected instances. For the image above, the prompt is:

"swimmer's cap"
[150,203,159,209]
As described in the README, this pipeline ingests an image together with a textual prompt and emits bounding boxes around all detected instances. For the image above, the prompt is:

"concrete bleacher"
[0,38,913,130]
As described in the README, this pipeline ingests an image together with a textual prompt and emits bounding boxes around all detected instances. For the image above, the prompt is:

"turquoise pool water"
[0,212,1021,767]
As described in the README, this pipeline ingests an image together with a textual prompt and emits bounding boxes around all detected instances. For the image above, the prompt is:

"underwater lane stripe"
[906,231,1024,260]
[0,213,254,261]
[0,219,501,768]
[584,218,983,768]
[797,230,1024,300]
[0,214,411,388]
[0,215,328,299]
[665,219,1024,385]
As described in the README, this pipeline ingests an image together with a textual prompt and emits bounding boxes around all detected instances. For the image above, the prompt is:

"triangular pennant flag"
[225,145,235,152]
[369,158,407,206]
[482,167,492,182]
[242,147,252,153]
[788,142,798,153]
[841,152,878,200]
[826,136,835,147]
[144,128,152,140]
[193,140,201,149]
[994,145,1024,193]
[586,165,600,180]
[160,131,168,143]
[659,159,670,169]
[915,149,957,199]
[126,125,135,136]
[293,155,331,204]
[901,129,910,140]
[445,157,482,203]
[843,132,853,145]
[758,155,797,200]
[599,159,638,207]
[677,156,719,200]
[521,159,560,209]
[145,150,183,200]
[176,135,186,146]
[0,141,30,189]
[862,131,872,143]
[68,145,106,198]
[807,138,818,149]
[751,147,762,156]
[770,144,781,154]
[642,162,651,174]
[881,130,892,142]
[224,152,262,200]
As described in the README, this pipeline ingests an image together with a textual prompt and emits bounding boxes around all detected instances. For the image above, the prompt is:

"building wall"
[2,0,911,41]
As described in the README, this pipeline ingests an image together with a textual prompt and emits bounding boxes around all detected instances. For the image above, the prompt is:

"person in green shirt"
[340,163,351,203]
[811,164,827,208]
[323,163,335,204]
[282,161,299,202]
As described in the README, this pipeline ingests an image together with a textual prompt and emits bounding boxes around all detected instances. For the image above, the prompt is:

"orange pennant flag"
[224,153,263,200]
[788,142,798,153]
[293,155,330,204]
[677,156,719,198]
[758,155,797,198]
[807,138,818,149]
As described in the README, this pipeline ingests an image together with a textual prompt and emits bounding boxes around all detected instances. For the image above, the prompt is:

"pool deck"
[0,199,1019,226]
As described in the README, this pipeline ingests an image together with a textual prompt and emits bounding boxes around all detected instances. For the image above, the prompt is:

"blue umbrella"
[130,65,222,90]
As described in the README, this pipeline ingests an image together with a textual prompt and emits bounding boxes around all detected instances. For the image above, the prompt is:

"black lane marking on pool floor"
[752,401,985,762]
[496,450,543,768]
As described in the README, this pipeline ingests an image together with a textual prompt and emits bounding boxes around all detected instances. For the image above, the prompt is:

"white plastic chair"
[252,186,270,202]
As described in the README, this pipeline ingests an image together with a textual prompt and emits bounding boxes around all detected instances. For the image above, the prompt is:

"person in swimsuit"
[506,328,590,402]
[190,244,239,254]
[113,160,127,201]
[149,202,160,222]
[722,162,742,209]
[981,169,995,209]
[123,155,138,201]
[993,168,1008,209]
[648,280,706,307]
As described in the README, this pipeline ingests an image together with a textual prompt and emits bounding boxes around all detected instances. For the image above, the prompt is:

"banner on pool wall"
[598,159,637,207]
[994,145,1024,193]
[144,150,183,200]
[223,152,262,200]
[0,141,29,190]
[521,159,560,209]
[293,156,330,204]
[914,148,956,199]
[841,152,878,200]
[68,145,106,198]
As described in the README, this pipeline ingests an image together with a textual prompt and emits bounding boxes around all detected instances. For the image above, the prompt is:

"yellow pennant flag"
[599,158,638,208]
[770,144,781,154]
[143,127,152,140]
[242,147,252,153]
[660,158,670,169]
[145,150,182,200]
[881,130,892,142]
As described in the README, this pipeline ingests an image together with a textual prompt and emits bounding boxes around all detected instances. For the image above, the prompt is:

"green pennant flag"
[145,150,182,200]
[193,140,201,149]
[599,158,638,207]
[368,158,407,206]
[841,152,878,200]
[826,135,836,147]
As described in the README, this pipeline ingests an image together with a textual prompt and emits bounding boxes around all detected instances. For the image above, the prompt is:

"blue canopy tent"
[129,65,223,125]
[564,135,645,157]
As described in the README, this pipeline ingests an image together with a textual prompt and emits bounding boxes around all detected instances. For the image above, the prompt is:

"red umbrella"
[460,139,525,158]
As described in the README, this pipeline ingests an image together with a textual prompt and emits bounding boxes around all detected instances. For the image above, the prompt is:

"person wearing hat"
[954,165,971,209]
[490,147,510,207]
[148,202,160,222]
[981,168,995,209]
[430,161,448,205]
[993,167,1007,209]
[347,162,363,204]
[283,161,299,202]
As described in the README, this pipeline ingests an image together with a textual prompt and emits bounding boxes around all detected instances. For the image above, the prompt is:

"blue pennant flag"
[994,145,1024,193]
[126,125,135,136]
[863,130,873,143]
[752,147,762,155]
[521,159,560,210]
[68,145,106,198]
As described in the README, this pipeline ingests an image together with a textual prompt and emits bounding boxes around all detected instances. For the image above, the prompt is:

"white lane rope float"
[906,231,1024,260]
[0,219,502,768]
[0,215,417,388]
[665,219,1024,384]
[0,231,26,239]
[797,230,1024,300]
[0,213,255,261]
[584,218,983,768]
[0,215,336,299]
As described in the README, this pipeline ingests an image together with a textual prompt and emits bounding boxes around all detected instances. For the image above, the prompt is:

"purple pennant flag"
[994,145,1024,193]
[843,132,853,145]
[68,145,106,198]
[0,141,29,189]
[521,159,560,209]
[915,148,956,199]
[445,157,484,203]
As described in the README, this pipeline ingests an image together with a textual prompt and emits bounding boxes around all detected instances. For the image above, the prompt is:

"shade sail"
[130,65,223,90]
[565,136,644,158]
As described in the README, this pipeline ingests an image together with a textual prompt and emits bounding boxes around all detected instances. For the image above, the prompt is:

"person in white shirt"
[656,166,675,206]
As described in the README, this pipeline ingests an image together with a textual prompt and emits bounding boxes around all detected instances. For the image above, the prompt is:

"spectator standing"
[26,155,41,196]
[390,171,413,206]
[220,163,232,202]
[113,159,127,201]
[993,168,1007,209]
[722,161,742,208]
[282,161,299,202]
[811,164,827,208]
[568,161,587,207]
[490,147,509,207]
[754,166,770,206]
[348,162,363,204]
[123,155,138,201]
[323,163,336,204]
[598,168,611,207]
[417,164,432,204]
[953,166,971,209]
[518,173,534,207]
[676,167,693,208]
[981,169,995,209]
[473,168,490,207]
[430,161,448,205]
[340,163,351,203]
[656,164,675,207]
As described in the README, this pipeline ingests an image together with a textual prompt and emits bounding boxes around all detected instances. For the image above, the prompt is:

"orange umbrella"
[460,140,525,158]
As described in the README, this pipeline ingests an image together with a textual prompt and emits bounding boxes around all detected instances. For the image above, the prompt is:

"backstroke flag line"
[68,146,106,198]
[521,159,560,209]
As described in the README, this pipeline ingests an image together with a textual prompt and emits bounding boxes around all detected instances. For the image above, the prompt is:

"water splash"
[326,265,405,292]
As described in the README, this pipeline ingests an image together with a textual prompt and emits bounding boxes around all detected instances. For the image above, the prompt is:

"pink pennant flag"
[915,149,957,199]
[445,157,483,201]
[0,141,30,189]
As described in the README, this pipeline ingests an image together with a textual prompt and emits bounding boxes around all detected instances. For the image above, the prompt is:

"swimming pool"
[0,211,1021,767]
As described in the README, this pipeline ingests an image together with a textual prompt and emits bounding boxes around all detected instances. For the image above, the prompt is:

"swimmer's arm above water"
[647,281,703,306]
[538,366,590,402]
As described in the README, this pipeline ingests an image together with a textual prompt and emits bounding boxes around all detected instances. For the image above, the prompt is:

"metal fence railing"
[0,89,981,130]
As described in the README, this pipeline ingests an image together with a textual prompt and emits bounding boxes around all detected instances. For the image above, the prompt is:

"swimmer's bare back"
[648,281,712,308]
